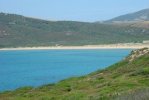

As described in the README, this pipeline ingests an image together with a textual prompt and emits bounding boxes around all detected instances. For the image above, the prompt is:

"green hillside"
[0,48,149,100]
[0,13,149,47]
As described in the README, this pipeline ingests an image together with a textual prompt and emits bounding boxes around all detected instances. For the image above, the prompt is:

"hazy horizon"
[0,0,149,22]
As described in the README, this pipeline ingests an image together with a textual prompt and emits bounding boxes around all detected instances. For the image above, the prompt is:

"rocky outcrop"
[127,48,149,62]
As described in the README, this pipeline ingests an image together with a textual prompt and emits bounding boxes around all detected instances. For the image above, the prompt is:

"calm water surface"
[0,49,132,91]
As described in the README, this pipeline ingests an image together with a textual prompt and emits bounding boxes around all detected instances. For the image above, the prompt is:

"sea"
[0,49,132,91]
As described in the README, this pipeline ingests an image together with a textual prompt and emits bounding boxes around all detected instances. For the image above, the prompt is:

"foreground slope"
[0,48,149,100]
[0,12,149,47]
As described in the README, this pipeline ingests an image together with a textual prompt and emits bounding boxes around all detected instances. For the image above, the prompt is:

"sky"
[0,0,149,22]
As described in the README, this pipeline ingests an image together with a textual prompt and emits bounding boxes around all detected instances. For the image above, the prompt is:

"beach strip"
[0,43,149,51]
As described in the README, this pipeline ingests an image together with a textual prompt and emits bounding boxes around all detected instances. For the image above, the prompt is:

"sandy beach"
[0,43,149,51]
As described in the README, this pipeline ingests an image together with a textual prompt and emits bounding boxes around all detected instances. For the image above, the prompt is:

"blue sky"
[0,0,149,22]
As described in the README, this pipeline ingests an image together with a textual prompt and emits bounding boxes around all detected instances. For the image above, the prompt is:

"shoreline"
[0,43,149,51]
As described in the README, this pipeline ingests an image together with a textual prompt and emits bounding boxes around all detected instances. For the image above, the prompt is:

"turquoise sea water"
[0,49,131,91]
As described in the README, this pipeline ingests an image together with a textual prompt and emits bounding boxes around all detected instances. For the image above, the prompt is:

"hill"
[0,48,149,100]
[0,12,149,47]
[106,8,149,23]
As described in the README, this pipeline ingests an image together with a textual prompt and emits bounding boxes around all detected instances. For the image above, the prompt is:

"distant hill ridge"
[106,8,149,23]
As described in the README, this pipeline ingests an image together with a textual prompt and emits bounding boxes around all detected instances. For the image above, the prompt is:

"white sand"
[0,43,149,51]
